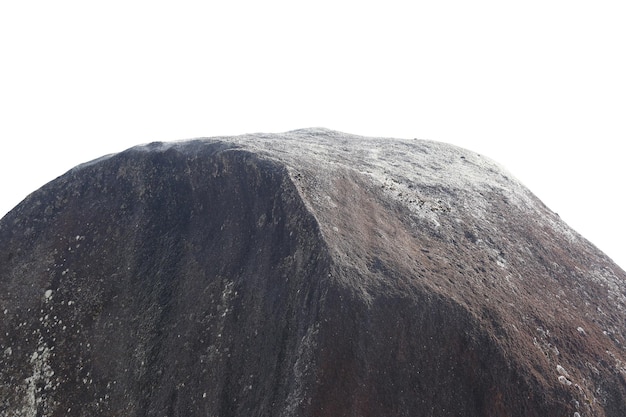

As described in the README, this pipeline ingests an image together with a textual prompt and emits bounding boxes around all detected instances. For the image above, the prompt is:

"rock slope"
[1,128,625,417]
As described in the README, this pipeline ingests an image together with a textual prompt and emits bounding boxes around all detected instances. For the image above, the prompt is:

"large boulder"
[1,128,625,416]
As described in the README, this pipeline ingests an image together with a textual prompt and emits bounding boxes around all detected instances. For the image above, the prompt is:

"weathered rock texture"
[1,128,625,417]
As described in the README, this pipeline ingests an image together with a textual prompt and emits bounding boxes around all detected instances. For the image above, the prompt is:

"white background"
[1,1,624,269]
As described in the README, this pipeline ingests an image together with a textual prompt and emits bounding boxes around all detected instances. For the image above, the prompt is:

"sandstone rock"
[1,128,625,416]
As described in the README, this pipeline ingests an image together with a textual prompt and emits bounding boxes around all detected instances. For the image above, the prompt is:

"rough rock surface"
[1,128,625,417]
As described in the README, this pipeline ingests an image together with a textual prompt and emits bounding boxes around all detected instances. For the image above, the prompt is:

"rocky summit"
[1,128,625,417]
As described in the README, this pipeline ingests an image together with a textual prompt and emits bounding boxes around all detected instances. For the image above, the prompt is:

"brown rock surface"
[1,128,625,416]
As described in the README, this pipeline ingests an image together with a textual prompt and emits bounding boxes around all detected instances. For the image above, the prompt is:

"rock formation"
[1,128,625,417]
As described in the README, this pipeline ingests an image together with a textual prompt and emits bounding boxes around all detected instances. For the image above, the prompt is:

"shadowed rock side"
[1,129,625,417]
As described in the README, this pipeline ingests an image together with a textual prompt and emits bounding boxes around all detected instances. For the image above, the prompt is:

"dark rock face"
[1,128,625,417]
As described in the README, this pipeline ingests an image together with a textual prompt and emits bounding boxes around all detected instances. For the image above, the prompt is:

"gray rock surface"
[1,128,625,416]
